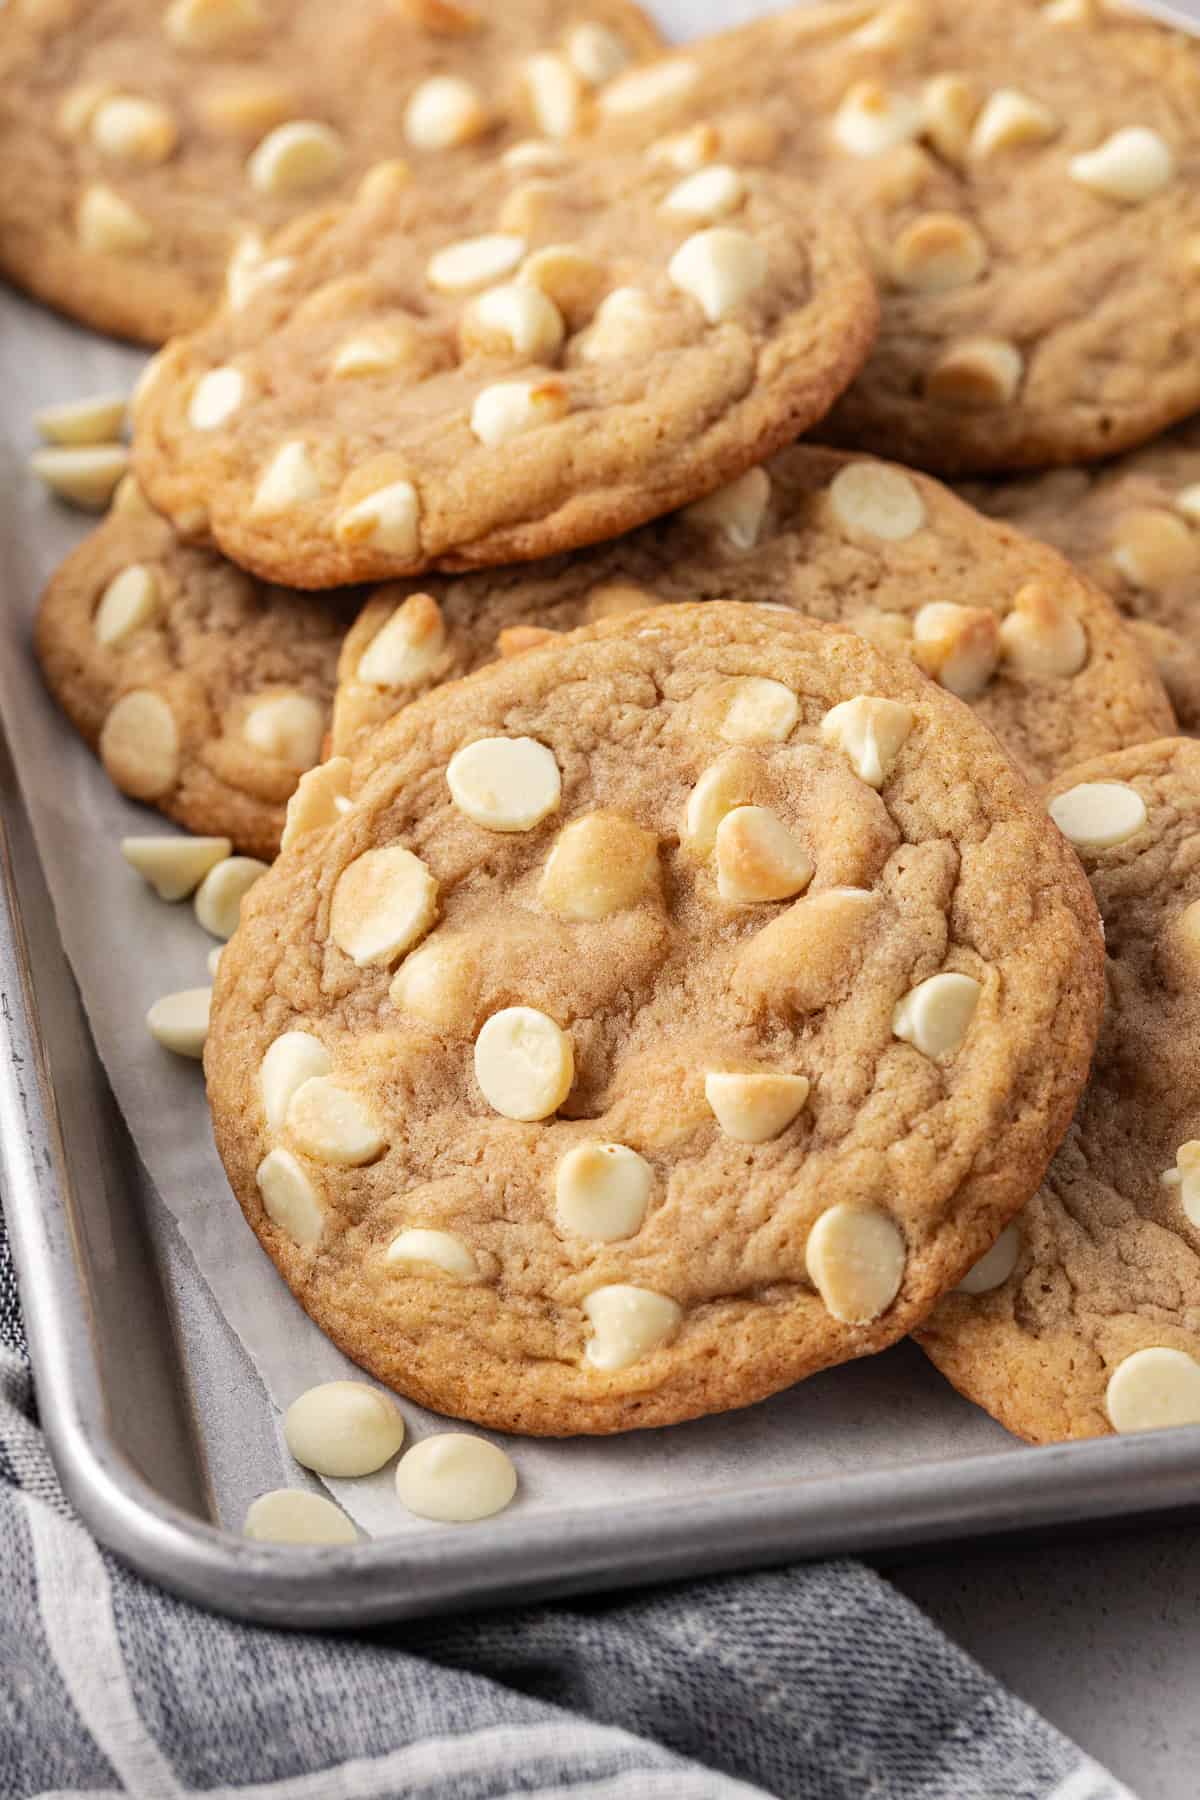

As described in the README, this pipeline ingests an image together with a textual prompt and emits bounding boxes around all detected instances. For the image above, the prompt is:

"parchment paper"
[0,0,1013,1539]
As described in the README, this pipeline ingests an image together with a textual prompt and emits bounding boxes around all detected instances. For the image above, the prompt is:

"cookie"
[583,0,1200,474]
[918,737,1200,1444]
[130,146,879,583]
[0,0,661,345]
[331,446,1174,784]
[960,419,1200,730]
[35,480,350,858]
[205,602,1104,1435]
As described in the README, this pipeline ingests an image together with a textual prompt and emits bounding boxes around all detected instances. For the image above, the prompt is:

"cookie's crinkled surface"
[131,147,878,583]
[960,418,1200,730]
[34,482,349,858]
[332,446,1173,784]
[0,0,661,344]
[207,603,1104,1435]
[584,0,1200,473]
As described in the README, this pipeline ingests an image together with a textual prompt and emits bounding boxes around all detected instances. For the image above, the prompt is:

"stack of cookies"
[11,0,1200,1468]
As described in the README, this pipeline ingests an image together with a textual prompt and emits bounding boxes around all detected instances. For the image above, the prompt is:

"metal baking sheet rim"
[3,760,1199,1629]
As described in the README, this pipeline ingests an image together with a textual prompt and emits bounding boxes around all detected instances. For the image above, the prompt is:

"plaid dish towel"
[0,1216,1135,1800]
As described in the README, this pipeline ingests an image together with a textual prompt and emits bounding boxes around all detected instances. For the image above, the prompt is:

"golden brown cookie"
[960,419,1200,729]
[331,446,1174,784]
[582,0,1200,473]
[919,737,1200,1444]
[35,481,351,858]
[131,146,878,583]
[206,603,1104,1435]
[0,0,661,344]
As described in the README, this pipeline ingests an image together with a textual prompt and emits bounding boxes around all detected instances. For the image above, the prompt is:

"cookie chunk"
[0,0,661,344]
[131,148,878,582]
[35,482,349,857]
[919,738,1200,1443]
[206,603,1103,1435]
[331,447,1173,783]
[961,419,1200,729]
[585,0,1200,473]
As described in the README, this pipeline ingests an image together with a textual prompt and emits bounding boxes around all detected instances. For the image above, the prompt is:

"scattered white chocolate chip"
[474,1006,573,1121]
[225,231,295,311]
[599,57,698,117]
[30,444,129,511]
[201,75,297,140]
[188,366,244,431]
[427,234,526,294]
[518,243,607,327]
[331,331,415,378]
[251,441,321,516]
[890,213,987,293]
[892,971,982,1059]
[704,1071,809,1144]
[955,1222,1021,1295]
[247,120,345,196]
[926,338,1024,411]
[244,1490,357,1547]
[539,812,659,920]
[969,89,1058,159]
[207,946,223,979]
[461,283,565,360]
[648,121,720,174]
[284,1382,405,1478]
[852,0,927,50]
[90,94,177,164]
[35,392,126,446]
[389,935,470,1031]
[718,677,799,745]
[920,74,980,165]
[334,481,421,557]
[146,987,211,1059]
[999,582,1087,678]
[1070,127,1174,203]
[330,846,438,968]
[832,82,922,157]
[806,1205,905,1325]
[94,563,161,646]
[256,1148,324,1246]
[664,165,746,222]
[524,50,583,138]
[586,581,659,622]
[1106,1347,1200,1434]
[583,1285,682,1371]
[470,378,569,447]
[286,1076,385,1167]
[240,695,323,774]
[683,468,770,550]
[447,736,561,833]
[715,806,814,905]
[501,140,566,173]
[99,691,179,799]
[59,81,117,139]
[403,74,490,150]
[165,0,262,52]
[1175,485,1200,526]
[281,757,352,852]
[1168,1142,1200,1229]
[555,1142,653,1241]
[828,463,926,540]
[1111,508,1198,590]
[122,834,230,902]
[683,750,758,855]
[575,286,660,363]
[1049,781,1146,850]
[194,855,269,939]
[669,228,767,324]
[387,1228,479,1279]
[76,184,154,254]
[260,1031,331,1134]
[820,697,914,790]
[357,594,447,689]
[395,1434,517,1523]
[913,602,1000,699]
[566,21,629,86]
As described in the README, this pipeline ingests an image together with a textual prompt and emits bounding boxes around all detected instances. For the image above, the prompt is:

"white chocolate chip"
[683,467,770,550]
[188,366,244,430]
[926,338,1024,411]
[599,58,698,117]
[955,1222,1021,1295]
[461,283,565,361]
[247,120,345,196]
[331,330,417,378]
[34,392,126,446]
[146,987,211,1059]
[583,1285,682,1371]
[704,1071,809,1144]
[828,463,926,540]
[225,231,295,311]
[260,1031,331,1133]
[920,74,980,165]
[1106,1347,1200,1434]
[286,1076,385,1167]
[330,846,438,968]
[357,594,446,689]
[256,1148,325,1246]
[715,806,814,905]
[94,563,161,646]
[539,812,660,920]
[999,582,1087,678]
[892,971,981,1058]
[683,749,758,855]
[1049,781,1147,850]
[242,693,324,770]
[281,757,352,852]
[122,833,230,901]
[207,946,223,979]
[194,854,269,939]
[832,82,922,157]
[76,184,154,254]
[99,690,179,798]
[387,1228,479,1279]
[284,1382,405,1478]
[1070,127,1174,204]
[518,243,607,327]
[447,736,561,833]
[243,1490,356,1546]
[251,441,321,516]
[165,0,261,52]
[1169,1142,1200,1229]
[91,94,177,164]
[586,581,659,622]
[403,74,490,150]
[474,1006,573,1121]
[389,934,471,1031]
[820,696,914,790]
[890,213,987,293]
[806,1205,905,1324]
[395,1434,517,1523]
[664,165,746,222]
[1111,508,1198,589]
[718,677,799,745]
[31,444,129,510]
[574,286,659,362]
[470,377,570,447]
[201,75,297,140]
[566,21,629,86]
[501,141,567,174]
[852,0,928,50]
[524,50,583,139]
[648,122,720,173]
[669,228,767,324]
[555,1142,653,1240]
[334,481,421,557]
[427,233,526,293]
[1174,485,1200,526]
[913,602,1000,699]
[969,89,1058,159]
